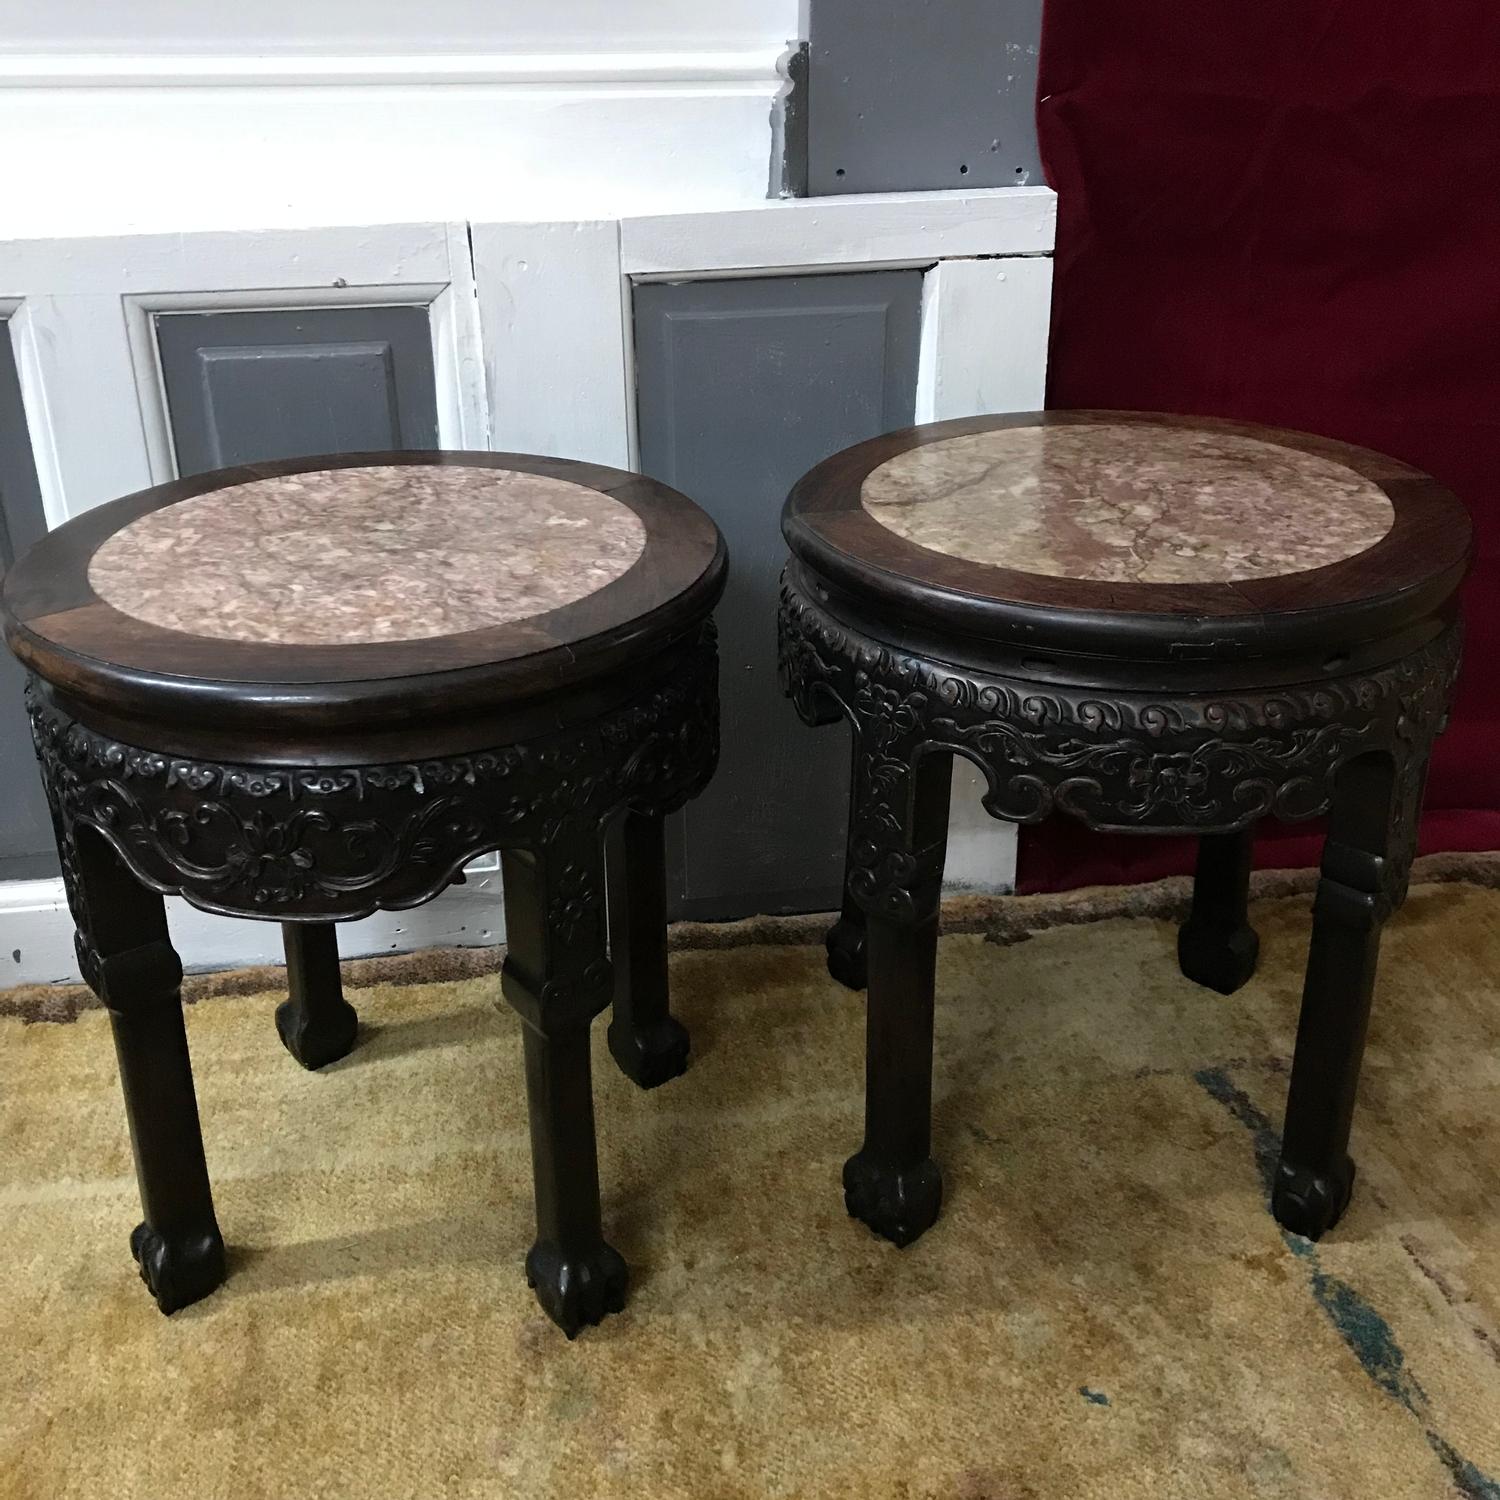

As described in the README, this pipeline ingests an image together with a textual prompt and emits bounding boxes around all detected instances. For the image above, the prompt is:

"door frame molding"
[620,186,1054,279]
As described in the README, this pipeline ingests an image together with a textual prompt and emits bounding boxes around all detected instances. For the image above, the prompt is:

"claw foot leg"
[607,1014,689,1090]
[277,924,358,1070]
[1272,1156,1355,1240]
[605,811,692,1090]
[1179,831,1259,995]
[525,1240,629,1338]
[843,1150,943,1248]
[129,1221,227,1315]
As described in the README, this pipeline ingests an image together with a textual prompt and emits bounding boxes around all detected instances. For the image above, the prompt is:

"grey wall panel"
[807,0,1043,196]
[156,305,439,477]
[0,321,61,880]
[634,270,923,920]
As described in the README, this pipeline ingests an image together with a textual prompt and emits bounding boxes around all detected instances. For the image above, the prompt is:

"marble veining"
[89,465,647,644]
[860,425,1395,583]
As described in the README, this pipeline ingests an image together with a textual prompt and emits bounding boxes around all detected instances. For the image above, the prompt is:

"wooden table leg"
[843,750,952,1247]
[605,809,690,1088]
[500,837,626,1337]
[1273,750,1425,1239]
[826,734,870,991]
[276,922,358,1070]
[1178,828,1260,994]
[71,827,226,1314]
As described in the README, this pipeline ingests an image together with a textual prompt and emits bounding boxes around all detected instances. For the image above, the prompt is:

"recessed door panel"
[634,270,923,919]
[156,305,439,476]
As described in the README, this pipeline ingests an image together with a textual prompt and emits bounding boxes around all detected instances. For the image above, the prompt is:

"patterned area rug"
[2,880,1498,1499]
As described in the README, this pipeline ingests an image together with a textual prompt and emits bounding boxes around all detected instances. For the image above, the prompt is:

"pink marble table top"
[860,423,1395,584]
[88,465,647,645]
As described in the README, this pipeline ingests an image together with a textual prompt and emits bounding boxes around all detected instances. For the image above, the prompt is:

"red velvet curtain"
[1022,2,1500,891]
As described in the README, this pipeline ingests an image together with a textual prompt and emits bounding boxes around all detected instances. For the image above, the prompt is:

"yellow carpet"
[2,882,1498,1499]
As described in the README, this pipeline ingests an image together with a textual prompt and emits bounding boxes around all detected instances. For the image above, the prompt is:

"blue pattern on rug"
[1195,1066,1499,1500]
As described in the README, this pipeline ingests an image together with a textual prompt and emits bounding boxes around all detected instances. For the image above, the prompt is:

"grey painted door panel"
[634,271,923,920]
[807,0,1043,195]
[0,321,61,880]
[157,305,439,477]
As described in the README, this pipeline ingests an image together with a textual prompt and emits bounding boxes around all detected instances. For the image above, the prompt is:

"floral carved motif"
[547,862,601,948]
[32,623,719,924]
[777,573,1460,922]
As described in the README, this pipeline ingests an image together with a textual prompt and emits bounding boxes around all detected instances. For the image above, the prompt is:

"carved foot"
[607,1014,690,1090]
[825,915,868,991]
[1177,919,1260,995]
[129,1221,227,1314]
[525,1239,628,1338]
[275,995,359,1071]
[1272,1155,1355,1240]
[843,1149,942,1247]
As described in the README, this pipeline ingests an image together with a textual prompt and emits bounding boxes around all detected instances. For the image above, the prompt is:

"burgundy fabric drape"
[1022,3,1500,891]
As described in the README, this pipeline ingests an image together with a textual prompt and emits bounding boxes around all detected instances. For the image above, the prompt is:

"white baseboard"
[0,873,504,988]
[0,832,1015,987]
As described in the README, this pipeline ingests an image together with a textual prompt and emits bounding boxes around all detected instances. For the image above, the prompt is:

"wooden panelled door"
[634,270,924,920]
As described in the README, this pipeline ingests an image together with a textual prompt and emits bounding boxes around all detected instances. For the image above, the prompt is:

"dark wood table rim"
[2,451,727,741]
[783,411,1472,663]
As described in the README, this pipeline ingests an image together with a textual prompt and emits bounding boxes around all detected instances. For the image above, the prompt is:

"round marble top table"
[784,409,1468,661]
[2,451,726,1337]
[6,451,723,757]
[778,409,1470,1257]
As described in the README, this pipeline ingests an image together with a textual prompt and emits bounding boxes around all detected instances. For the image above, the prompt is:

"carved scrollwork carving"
[30,622,719,924]
[778,571,1460,921]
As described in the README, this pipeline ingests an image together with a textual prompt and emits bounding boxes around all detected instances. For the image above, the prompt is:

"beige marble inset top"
[860,424,1395,583]
[88,465,647,645]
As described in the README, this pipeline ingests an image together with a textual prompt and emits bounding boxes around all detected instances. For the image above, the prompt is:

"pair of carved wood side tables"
[1,453,724,1338]
[1,413,1471,1339]
[780,411,1470,1251]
